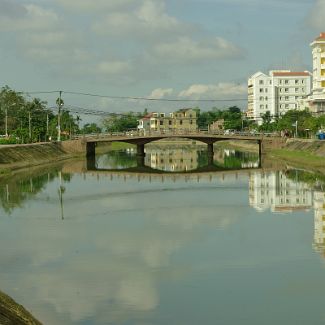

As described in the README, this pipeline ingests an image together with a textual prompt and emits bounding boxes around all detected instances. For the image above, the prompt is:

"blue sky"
[0,0,323,119]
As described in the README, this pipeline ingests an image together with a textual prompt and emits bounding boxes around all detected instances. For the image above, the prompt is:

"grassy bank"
[268,149,325,172]
[0,290,41,324]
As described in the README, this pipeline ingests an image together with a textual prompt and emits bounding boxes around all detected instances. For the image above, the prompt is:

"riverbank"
[0,290,41,324]
[0,141,116,176]
[0,138,324,176]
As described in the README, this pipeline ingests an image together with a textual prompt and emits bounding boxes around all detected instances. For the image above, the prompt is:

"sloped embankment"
[0,290,42,324]
[283,139,325,157]
[0,140,85,172]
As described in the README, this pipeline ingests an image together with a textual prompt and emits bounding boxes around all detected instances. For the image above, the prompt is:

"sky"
[0,0,324,121]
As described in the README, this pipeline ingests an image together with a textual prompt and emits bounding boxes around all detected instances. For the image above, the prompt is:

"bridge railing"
[73,129,279,140]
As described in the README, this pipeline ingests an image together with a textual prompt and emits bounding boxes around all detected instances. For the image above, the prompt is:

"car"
[224,129,236,135]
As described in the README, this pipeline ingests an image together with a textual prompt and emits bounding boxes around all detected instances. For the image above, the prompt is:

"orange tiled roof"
[315,32,325,41]
[272,72,310,77]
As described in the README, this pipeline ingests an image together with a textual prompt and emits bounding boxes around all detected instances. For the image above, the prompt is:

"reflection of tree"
[100,150,137,169]
[285,170,325,189]
[223,151,259,169]
[0,168,71,214]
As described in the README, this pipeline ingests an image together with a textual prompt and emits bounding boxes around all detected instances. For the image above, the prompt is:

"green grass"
[270,149,325,167]
[0,168,11,176]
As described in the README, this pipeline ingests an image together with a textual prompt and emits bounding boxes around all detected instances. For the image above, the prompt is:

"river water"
[0,146,325,325]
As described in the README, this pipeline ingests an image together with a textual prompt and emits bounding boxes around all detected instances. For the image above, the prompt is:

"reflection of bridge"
[83,132,266,165]
[86,160,263,174]
[62,159,264,183]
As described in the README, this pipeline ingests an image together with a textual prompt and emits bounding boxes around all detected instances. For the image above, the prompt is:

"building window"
[295,88,299,93]
[285,88,289,93]
[160,120,163,125]
[169,120,172,125]
[180,120,183,125]
[260,104,264,109]
[285,96,289,101]
[259,96,264,101]
[265,88,268,93]
[285,80,289,84]
[259,80,264,85]
[259,88,264,93]
[190,120,193,124]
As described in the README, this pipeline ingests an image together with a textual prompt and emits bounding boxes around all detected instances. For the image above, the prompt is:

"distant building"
[209,119,224,132]
[308,33,325,115]
[247,70,312,124]
[138,108,197,133]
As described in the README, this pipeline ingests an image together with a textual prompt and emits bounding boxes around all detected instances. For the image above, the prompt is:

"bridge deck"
[84,133,265,143]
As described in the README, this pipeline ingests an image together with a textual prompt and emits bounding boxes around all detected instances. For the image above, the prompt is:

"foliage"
[195,106,245,130]
[258,109,324,137]
[81,123,102,134]
[102,112,143,132]
[0,86,79,143]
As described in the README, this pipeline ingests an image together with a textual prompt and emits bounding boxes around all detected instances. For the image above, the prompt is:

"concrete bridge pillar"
[86,156,96,170]
[86,142,96,158]
[207,143,214,165]
[136,144,145,167]
[258,140,263,168]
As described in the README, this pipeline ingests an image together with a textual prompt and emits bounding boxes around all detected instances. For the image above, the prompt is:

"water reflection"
[249,170,313,213]
[95,147,260,172]
[1,159,325,324]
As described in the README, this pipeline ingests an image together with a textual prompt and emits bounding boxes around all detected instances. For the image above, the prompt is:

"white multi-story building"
[247,70,312,124]
[308,33,325,115]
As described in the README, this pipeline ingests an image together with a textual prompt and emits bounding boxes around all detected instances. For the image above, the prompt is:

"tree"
[102,112,141,132]
[81,123,101,134]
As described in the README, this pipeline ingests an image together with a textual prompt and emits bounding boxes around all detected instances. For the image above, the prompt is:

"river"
[0,146,324,324]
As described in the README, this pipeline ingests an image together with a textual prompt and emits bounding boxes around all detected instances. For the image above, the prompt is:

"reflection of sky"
[0,169,325,324]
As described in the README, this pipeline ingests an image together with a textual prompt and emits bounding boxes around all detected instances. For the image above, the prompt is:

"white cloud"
[306,0,325,30]
[0,4,59,31]
[152,37,243,62]
[96,60,133,75]
[56,0,135,11]
[149,88,174,99]
[92,0,190,38]
[178,82,247,100]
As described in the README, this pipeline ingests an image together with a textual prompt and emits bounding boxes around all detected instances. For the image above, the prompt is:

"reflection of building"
[249,171,312,212]
[145,149,198,172]
[313,191,325,255]
[138,109,197,133]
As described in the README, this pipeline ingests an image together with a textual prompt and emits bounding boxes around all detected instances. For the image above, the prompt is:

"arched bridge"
[82,132,269,165]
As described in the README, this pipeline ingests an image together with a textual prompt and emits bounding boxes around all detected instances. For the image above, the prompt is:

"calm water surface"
[0,147,325,325]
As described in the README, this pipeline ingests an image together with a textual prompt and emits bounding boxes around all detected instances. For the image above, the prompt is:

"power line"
[21,90,248,102]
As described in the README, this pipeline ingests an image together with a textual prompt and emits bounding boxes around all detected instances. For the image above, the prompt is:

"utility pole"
[57,91,63,141]
[5,106,8,137]
[46,113,49,141]
[28,110,32,141]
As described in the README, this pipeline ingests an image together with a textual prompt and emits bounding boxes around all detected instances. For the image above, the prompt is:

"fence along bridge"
[83,132,266,166]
